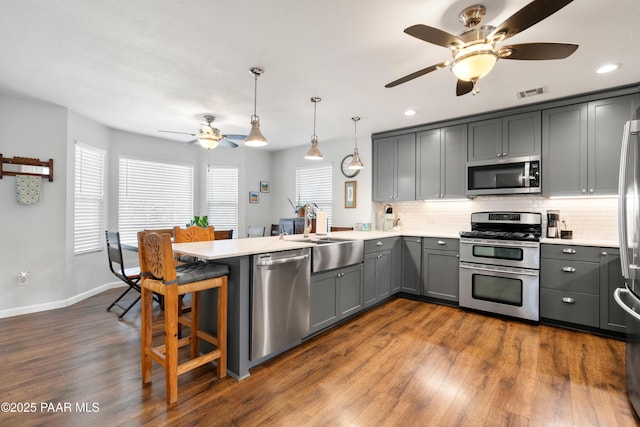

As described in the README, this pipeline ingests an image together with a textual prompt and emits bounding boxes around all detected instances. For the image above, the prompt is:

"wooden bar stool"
[137,231,228,404]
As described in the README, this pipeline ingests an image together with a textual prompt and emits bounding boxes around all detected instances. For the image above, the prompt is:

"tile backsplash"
[376,196,618,241]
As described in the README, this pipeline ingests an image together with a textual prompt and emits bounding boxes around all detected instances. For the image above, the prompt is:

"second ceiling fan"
[385,0,579,96]
[159,115,246,149]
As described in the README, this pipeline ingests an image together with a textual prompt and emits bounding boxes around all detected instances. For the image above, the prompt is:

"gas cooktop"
[460,211,543,242]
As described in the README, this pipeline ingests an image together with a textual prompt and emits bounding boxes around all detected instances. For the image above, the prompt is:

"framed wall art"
[249,191,260,203]
[344,181,356,208]
[260,181,270,193]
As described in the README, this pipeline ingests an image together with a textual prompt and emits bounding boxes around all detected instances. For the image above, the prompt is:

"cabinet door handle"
[562,297,575,304]
[589,188,594,193]
[502,152,507,157]
[377,254,383,259]
[376,241,383,246]
[496,153,502,158]
[601,251,608,256]
[562,267,576,273]
[562,248,576,254]
[337,273,344,278]
[581,189,587,193]
[437,240,446,245]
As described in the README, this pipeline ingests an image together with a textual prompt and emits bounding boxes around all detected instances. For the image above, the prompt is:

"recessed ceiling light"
[596,63,621,74]
[404,109,416,116]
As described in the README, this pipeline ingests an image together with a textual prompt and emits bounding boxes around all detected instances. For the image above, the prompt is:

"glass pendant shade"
[348,148,364,169]
[304,137,323,160]
[244,117,268,147]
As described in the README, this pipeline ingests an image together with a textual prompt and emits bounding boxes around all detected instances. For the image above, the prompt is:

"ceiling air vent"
[517,86,547,99]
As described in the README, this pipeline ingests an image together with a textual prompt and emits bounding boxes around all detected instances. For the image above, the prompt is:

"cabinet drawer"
[364,237,397,253]
[540,258,599,294]
[541,244,600,262]
[540,288,599,328]
[423,237,459,251]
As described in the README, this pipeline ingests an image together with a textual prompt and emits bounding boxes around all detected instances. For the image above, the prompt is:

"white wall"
[0,92,68,313]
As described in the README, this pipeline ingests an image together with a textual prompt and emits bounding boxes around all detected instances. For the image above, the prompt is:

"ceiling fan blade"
[219,139,239,148]
[186,138,198,145]
[404,24,463,49]
[223,134,248,140]
[500,43,578,60]
[490,0,574,41]
[159,130,197,136]
[385,62,448,88]
[456,80,474,97]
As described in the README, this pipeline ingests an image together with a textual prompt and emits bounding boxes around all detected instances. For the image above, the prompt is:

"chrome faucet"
[303,203,315,237]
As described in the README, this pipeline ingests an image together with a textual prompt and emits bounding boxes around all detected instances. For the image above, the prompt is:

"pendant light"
[304,97,323,160]
[348,117,364,170]
[244,67,268,147]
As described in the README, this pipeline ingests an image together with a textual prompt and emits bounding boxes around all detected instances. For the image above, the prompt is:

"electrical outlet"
[18,271,30,286]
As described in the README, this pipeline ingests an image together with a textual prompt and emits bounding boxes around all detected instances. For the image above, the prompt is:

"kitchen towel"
[316,211,328,235]
[16,175,41,205]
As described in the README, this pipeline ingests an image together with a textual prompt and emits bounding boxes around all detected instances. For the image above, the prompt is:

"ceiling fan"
[385,0,579,96]
[158,115,246,149]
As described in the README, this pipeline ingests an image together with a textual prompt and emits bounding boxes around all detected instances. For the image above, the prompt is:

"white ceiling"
[0,0,638,151]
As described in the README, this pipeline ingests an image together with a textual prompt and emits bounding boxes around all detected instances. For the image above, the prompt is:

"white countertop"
[172,230,462,260]
[172,229,620,261]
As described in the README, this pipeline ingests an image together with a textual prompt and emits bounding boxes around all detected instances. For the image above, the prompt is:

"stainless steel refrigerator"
[615,118,640,417]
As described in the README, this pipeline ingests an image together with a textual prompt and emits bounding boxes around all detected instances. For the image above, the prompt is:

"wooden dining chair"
[173,225,215,336]
[330,226,354,232]
[138,231,228,403]
[214,229,233,240]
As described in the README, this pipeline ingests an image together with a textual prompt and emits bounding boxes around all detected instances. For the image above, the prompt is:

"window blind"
[206,166,239,238]
[296,163,332,227]
[74,143,106,254]
[118,157,193,245]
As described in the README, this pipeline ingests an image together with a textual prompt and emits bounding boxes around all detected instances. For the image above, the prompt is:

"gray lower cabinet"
[421,237,459,302]
[416,124,467,200]
[363,238,399,308]
[542,93,640,197]
[467,111,541,162]
[309,263,363,335]
[600,248,627,333]
[390,237,402,293]
[401,237,422,295]
[373,133,416,202]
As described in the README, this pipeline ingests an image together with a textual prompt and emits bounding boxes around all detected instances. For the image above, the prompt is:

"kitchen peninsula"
[189,228,620,380]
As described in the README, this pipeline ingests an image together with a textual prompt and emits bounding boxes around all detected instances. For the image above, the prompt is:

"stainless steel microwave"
[466,156,540,196]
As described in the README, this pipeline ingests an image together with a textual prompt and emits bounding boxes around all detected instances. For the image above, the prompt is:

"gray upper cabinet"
[417,124,467,200]
[467,112,541,162]
[543,94,640,197]
[373,133,416,202]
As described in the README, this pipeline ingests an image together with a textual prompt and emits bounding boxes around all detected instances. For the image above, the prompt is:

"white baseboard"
[0,282,126,319]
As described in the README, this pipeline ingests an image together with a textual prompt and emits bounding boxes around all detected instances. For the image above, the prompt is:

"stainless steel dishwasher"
[251,248,311,361]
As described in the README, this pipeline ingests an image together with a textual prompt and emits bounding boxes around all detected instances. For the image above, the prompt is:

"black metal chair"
[105,231,148,318]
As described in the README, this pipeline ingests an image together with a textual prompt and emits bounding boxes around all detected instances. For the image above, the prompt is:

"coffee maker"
[546,210,560,238]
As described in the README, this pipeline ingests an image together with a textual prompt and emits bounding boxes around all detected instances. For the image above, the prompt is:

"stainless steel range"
[459,212,542,322]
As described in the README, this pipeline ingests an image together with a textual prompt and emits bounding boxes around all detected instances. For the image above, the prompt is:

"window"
[119,157,193,245]
[74,143,106,254]
[206,166,239,238]
[295,163,332,227]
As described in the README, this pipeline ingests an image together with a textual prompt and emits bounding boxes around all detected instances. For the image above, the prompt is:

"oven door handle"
[459,263,538,276]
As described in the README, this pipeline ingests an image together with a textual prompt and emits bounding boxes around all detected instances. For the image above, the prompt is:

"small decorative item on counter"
[560,220,573,239]
[354,222,372,231]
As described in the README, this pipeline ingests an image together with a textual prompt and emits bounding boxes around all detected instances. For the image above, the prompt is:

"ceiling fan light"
[198,135,220,150]
[244,117,268,147]
[304,137,323,160]
[451,46,498,82]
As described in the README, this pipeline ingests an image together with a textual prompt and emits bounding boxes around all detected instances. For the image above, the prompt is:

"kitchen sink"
[309,238,364,273]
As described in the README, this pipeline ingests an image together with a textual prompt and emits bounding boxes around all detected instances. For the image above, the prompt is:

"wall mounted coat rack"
[0,154,54,182]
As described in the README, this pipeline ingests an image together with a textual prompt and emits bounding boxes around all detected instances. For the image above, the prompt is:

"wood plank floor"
[1,288,639,426]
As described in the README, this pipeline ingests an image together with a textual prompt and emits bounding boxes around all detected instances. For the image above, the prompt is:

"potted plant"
[186,215,208,228]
